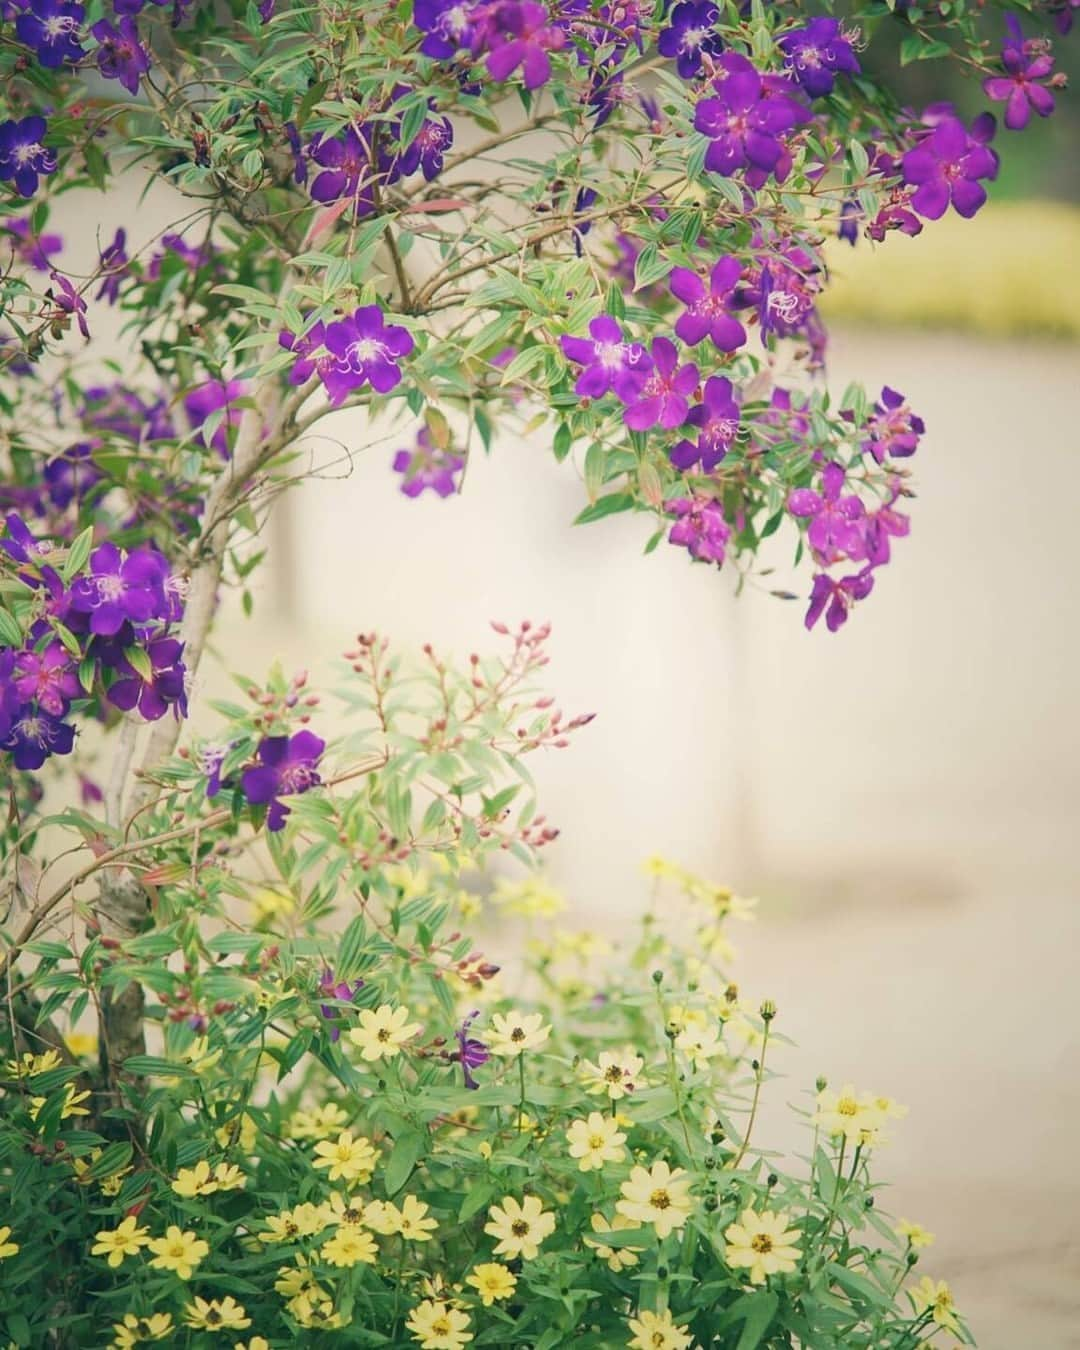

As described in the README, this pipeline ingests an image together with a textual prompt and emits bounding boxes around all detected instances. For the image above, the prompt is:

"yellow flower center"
[588,1134,606,1149]
[649,1189,671,1210]
[751,1233,774,1254]
[837,1096,859,1115]
[432,1317,451,1334]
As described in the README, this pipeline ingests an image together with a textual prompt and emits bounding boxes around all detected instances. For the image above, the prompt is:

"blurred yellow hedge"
[821,201,1080,340]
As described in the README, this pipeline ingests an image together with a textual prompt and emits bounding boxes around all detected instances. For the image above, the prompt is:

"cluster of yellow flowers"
[813,1082,909,1149]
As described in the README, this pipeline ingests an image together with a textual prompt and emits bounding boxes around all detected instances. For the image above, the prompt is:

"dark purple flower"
[321,306,414,405]
[3,710,75,769]
[668,256,746,351]
[862,386,924,464]
[451,1010,489,1090]
[694,53,810,180]
[623,338,698,431]
[69,542,167,636]
[0,117,59,198]
[44,442,102,510]
[0,652,21,745]
[670,375,739,471]
[106,636,187,721]
[95,228,129,304]
[241,730,326,831]
[657,0,723,80]
[862,490,910,567]
[279,320,329,387]
[805,567,874,632]
[901,114,999,220]
[485,1,566,90]
[46,271,89,339]
[395,113,454,181]
[666,494,730,564]
[392,428,464,498]
[838,198,860,245]
[3,216,62,270]
[309,126,375,213]
[15,0,85,67]
[318,968,364,1041]
[183,378,248,458]
[13,640,81,717]
[202,744,228,797]
[778,17,860,99]
[413,0,483,57]
[92,16,150,95]
[787,462,865,565]
[560,314,650,401]
[983,14,1056,131]
[283,122,308,186]
[147,232,216,278]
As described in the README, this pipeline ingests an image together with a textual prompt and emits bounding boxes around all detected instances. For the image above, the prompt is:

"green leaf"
[0,609,22,648]
[727,1292,779,1350]
[63,525,94,581]
[574,493,635,526]
[122,1055,194,1078]
[383,1127,425,1196]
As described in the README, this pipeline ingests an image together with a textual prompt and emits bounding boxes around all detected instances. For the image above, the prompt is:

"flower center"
[510,1026,526,1042]
[837,1096,859,1116]
[588,1133,606,1149]
[682,25,706,50]
[348,337,386,365]
[14,142,42,166]
[649,1189,671,1210]
[511,1219,530,1237]
[751,1233,774,1253]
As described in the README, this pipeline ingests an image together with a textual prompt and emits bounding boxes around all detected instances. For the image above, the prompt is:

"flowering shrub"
[0,0,1068,1341]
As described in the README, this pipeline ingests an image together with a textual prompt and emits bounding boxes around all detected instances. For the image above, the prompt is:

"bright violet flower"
[0,652,19,746]
[670,375,740,472]
[668,256,746,351]
[3,710,75,769]
[787,462,865,566]
[44,443,102,509]
[15,0,85,67]
[484,1,566,90]
[318,968,364,1042]
[13,640,80,717]
[805,567,874,632]
[147,232,216,278]
[861,386,925,464]
[183,379,248,457]
[395,114,454,181]
[666,495,730,564]
[283,122,307,185]
[451,1010,490,1090]
[657,0,723,80]
[413,0,484,58]
[106,637,188,721]
[0,117,59,198]
[778,17,860,99]
[95,228,129,304]
[2,216,62,271]
[901,113,999,220]
[321,305,414,404]
[694,53,810,180]
[623,338,698,431]
[92,16,151,95]
[309,126,376,212]
[278,320,328,386]
[983,14,1056,131]
[393,429,464,498]
[46,272,89,339]
[69,542,167,636]
[862,489,910,567]
[560,314,650,401]
[241,730,326,831]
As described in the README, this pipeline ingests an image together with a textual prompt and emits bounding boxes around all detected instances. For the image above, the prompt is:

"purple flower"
[670,375,739,471]
[657,0,723,80]
[0,117,59,198]
[560,314,650,401]
[241,730,326,831]
[147,232,216,278]
[283,122,307,186]
[106,636,188,721]
[485,1,566,90]
[413,0,483,58]
[787,462,865,566]
[623,338,698,431]
[395,113,454,182]
[0,652,20,745]
[3,216,62,270]
[92,16,150,95]
[862,490,910,567]
[47,271,89,339]
[183,378,248,457]
[778,17,859,99]
[278,321,327,386]
[983,14,1056,131]
[901,114,999,220]
[451,1010,489,1090]
[13,640,80,717]
[666,495,730,564]
[44,443,102,509]
[668,256,746,351]
[861,386,924,464]
[3,710,75,769]
[694,53,810,180]
[318,969,364,1041]
[15,0,85,67]
[69,542,167,636]
[392,429,464,498]
[321,306,414,405]
[95,228,129,304]
[309,126,375,212]
[805,567,874,632]
[838,198,860,245]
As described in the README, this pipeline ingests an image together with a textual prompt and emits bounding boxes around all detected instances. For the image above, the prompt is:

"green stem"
[517,1053,526,1133]
[727,1021,771,1171]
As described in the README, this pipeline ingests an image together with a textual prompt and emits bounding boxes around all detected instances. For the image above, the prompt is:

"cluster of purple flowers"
[413,0,567,91]
[0,517,187,769]
[206,729,325,831]
[280,305,414,405]
[9,0,153,97]
[392,428,465,498]
[694,52,812,186]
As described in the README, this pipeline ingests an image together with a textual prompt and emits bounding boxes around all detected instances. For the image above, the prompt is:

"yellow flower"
[288,1101,350,1140]
[250,887,295,925]
[312,1129,377,1184]
[0,1227,18,1260]
[261,1212,304,1244]
[616,1161,694,1240]
[584,1213,643,1271]
[184,1037,221,1075]
[110,1313,174,1348]
[172,1159,218,1197]
[465,1262,516,1307]
[897,1219,935,1250]
[320,1227,378,1268]
[874,1095,909,1121]
[580,1050,645,1100]
[349,1004,422,1061]
[64,1031,98,1058]
[492,876,566,918]
[484,1195,556,1260]
[213,1162,246,1191]
[29,1083,91,1121]
[723,1207,801,1284]
[288,1292,342,1330]
[487,1010,551,1057]
[5,1050,62,1079]
[91,1216,150,1268]
[477,1141,492,1160]
[235,1341,270,1350]
[627,1308,693,1350]
[812,1084,884,1145]
[674,1022,724,1067]
[363,1199,399,1235]
[909,1276,961,1334]
[273,1256,325,1301]
[405,1298,473,1349]
[140,1314,174,1342]
[183,1297,251,1331]
[641,854,683,880]
[325,1192,368,1227]
[147,1226,209,1279]
[215,1113,258,1152]
[566,1112,627,1172]
[393,1194,439,1242]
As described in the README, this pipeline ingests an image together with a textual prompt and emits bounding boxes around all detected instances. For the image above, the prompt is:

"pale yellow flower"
[213,1162,246,1191]
[627,1308,693,1350]
[566,1112,627,1172]
[392,1194,439,1242]
[250,887,295,925]
[64,1031,98,1058]
[580,1050,645,1100]
[171,1159,218,1198]
[363,1199,399,1235]
[184,1037,221,1075]
[487,1010,551,1057]
[288,1101,350,1140]
[235,1340,270,1350]
[110,1313,174,1348]
[465,1262,516,1306]
[909,1276,961,1334]
[215,1113,258,1152]
[617,1161,693,1240]
[183,1297,250,1331]
[813,1084,885,1145]
[0,1226,19,1260]
[312,1129,377,1184]
[320,1227,378,1268]
[288,1292,343,1330]
[405,1298,473,1349]
[140,1314,174,1342]
[5,1050,62,1079]
[484,1195,556,1260]
[897,1219,935,1249]
[674,1022,724,1067]
[585,1212,643,1271]
[349,1004,422,1061]
[147,1226,209,1279]
[724,1207,801,1284]
[273,1256,325,1301]
[325,1191,368,1227]
[492,876,566,918]
[91,1216,150,1268]
[29,1083,91,1121]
